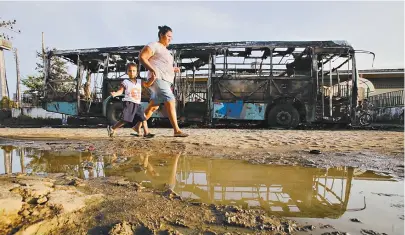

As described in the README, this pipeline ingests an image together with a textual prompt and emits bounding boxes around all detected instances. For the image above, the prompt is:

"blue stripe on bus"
[213,102,267,120]
[45,102,78,116]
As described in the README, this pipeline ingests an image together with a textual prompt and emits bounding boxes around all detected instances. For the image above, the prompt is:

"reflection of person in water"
[133,152,181,190]
[168,152,181,190]
[137,152,159,177]
[79,152,95,179]
[104,153,118,169]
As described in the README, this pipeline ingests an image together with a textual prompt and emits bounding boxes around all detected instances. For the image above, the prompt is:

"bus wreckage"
[42,40,374,128]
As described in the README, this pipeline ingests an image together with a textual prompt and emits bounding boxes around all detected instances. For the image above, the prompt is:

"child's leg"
[132,121,142,134]
[108,120,126,137]
[142,120,149,135]
[112,120,126,130]
[141,120,155,138]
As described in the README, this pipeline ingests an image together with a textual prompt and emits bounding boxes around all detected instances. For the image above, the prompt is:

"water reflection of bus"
[1,149,393,219]
[0,147,105,179]
[104,155,392,219]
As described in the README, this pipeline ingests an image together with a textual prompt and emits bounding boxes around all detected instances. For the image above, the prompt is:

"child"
[107,62,155,138]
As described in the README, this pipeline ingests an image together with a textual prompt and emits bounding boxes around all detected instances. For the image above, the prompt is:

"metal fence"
[368,90,404,108]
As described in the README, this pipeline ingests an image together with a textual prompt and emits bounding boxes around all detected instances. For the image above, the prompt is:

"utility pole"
[14,48,21,108]
[42,32,47,99]
[0,48,6,99]
[42,32,45,64]
[0,18,21,101]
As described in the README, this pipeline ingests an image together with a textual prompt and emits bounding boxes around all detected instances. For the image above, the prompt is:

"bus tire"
[359,113,372,126]
[106,102,123,125]
[267,104,300,128]
[147,118,156,127]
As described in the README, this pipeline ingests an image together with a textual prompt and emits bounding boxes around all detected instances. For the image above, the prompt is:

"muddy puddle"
[1,145,404,235]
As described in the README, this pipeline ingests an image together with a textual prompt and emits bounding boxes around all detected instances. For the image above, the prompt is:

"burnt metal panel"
[212,76,270,102]
[212,76,313,103]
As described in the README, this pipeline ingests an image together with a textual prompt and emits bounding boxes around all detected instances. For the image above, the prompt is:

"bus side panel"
[213,102,267,120]
[44,101,78,116]
[212,78,269,102]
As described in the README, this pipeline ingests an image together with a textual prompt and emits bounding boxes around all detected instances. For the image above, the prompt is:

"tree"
[22,48,75,96]
[0,18,20,41]
[0,96,17,109]
[21,75,44,94]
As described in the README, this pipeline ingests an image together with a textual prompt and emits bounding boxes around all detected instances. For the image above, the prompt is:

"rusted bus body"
[42,40,362,128]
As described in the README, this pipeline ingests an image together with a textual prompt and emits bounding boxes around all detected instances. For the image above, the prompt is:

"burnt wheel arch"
[106,102,123,125]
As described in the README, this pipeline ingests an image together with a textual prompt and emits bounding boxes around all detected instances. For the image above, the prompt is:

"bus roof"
[51,40,353,57]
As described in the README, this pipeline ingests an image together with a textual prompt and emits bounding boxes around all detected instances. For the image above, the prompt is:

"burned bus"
[43,40,371,128]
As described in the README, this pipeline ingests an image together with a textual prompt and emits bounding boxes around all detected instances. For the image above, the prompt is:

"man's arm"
[140,46,157,78]
[142,79,155,88]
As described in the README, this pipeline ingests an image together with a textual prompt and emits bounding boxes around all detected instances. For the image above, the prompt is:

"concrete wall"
[12,107,65,119]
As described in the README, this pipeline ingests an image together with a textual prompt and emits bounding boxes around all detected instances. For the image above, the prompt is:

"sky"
[0,1,404,96]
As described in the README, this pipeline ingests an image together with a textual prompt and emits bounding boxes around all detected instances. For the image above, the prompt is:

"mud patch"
[0,174,104,235]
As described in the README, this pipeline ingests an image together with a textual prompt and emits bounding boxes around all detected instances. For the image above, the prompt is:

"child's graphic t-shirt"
[121,79,142,104]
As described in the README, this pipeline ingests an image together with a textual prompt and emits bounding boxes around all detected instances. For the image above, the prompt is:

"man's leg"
[164,100,180,133]
[164,100,188,137]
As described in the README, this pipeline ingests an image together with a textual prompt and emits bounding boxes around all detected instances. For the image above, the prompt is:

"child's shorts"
[121,101,146,124]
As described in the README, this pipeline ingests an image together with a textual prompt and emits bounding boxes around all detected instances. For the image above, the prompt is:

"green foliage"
[22,48,75,95]
[21,75,44,94]
[0,96,17,109]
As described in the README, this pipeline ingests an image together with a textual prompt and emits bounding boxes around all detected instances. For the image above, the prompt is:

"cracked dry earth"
[0,174,316,235]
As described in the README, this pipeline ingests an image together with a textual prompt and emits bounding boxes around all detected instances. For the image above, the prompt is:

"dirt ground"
[0,127,404,234]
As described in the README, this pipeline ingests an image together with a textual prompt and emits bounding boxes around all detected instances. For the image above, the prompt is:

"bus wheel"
[147,118,156,127]
[359,113,372,126]
[267,104,300,128]
[106,102,123,125]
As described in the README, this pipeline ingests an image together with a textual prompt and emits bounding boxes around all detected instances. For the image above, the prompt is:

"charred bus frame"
[43,40,369,128]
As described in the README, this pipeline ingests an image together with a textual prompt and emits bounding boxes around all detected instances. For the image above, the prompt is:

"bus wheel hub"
[276,111,291,125]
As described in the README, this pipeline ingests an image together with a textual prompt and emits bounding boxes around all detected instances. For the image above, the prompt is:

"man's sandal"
[144,133,155,138]
[174,132,189,137]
